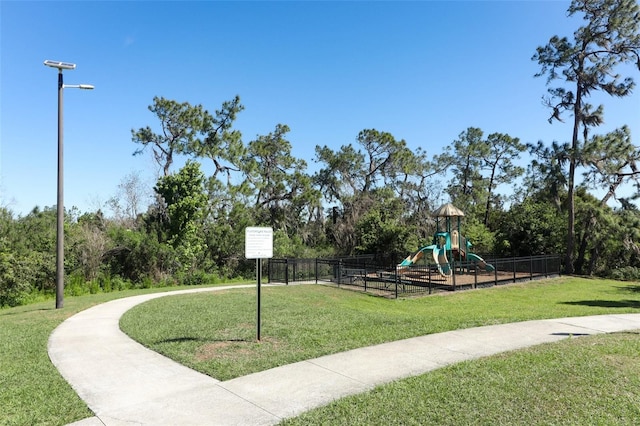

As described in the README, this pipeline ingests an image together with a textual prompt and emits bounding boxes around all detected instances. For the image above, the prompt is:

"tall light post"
[44,60,94,309]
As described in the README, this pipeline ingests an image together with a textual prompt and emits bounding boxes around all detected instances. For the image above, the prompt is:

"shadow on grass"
[0,307,56,316]
[561,300,640,309]
[615,285,640,293]
[551,332,592,336]
[156,337,250,344]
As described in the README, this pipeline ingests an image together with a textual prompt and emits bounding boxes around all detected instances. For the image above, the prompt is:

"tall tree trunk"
[484,168,496,227]
[574,213,595,275]
[574,171,622,275]
[586,243,601,276]
[566,80,583,275]
[565,138,578,274]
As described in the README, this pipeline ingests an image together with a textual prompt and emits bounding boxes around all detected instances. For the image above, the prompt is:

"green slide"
[466,253,495,272]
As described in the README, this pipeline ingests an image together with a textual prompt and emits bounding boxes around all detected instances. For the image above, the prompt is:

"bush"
[105,227,179,284]
[0,245,56,307]
[66,273,89,297]
[88,279,101,294]
[110,275,130,291]
[96,273,133,293]
[608,266,640,281]
[177,270,205,286]
[0,251,29,307]
[100,274,112,292]
[139,277,153,289]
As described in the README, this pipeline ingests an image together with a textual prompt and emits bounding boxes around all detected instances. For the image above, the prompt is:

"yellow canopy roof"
[432,203,465,218]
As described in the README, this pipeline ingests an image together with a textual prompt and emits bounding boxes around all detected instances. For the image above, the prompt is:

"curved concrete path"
[48,285,640,426]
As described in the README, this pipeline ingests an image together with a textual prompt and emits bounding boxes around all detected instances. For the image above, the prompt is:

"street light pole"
[56,68,65,310]
[44,60,93,309]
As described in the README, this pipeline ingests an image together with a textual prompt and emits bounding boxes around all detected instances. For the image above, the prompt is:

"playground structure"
[398,203,494,278]
[268,252,561,298]
[266,203,561,298]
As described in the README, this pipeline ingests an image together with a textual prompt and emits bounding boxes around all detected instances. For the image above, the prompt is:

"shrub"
[110,275,130,291]
[66,273,89,297]
[177,270,205,286]
[87,279,101,294]
[608,266,640,281]
[140,277,154,289]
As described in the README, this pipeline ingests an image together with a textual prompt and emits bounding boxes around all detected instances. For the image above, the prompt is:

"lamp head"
[44,60,76,70]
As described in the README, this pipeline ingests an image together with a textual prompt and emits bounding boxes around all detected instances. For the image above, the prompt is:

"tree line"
[2,0,640,307]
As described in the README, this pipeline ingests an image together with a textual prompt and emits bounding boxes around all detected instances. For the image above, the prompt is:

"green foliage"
[355,208,416,264]
[242,124,320,236]
[188,95,245,178]
[273,229,314,258]
[495,199,566,257]
[105,225,178,284]
[0,245,32,307]
[482,132,526,226]
[524,140,570,209]
[608,266,640,281]
[445,127,489,217]
[532,0,640,273]
[585,203,640,276]
[315,130,437,256]
[65,273,90,297]
[132,97,213,176]
[67,217,109,281]
[204,199,253,277]
[175,270,226,286]
[155,162,207,241]
[5,72,640,308]
[570,128,640,275]
[154,161,208,272]
[443,128,525,227]
[463,218,496,254]
[0,208,58,306]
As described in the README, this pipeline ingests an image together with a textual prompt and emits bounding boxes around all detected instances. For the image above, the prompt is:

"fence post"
[428,265,432,295]
[513,257,517,283]
[364,263,368,292]
[494,258,498,286]
[315,258,318,284]
[452,260,456,291]
[530,256,533,280]
[338,260,342,287]
[292,259,297,284]
[544,257,560,278]
[285,259,289,285]
[267,259,271,284]
[544,256,548,277]
[474,264,477,289]
[395,266,399,299]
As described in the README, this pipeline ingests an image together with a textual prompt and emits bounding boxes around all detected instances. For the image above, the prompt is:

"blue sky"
[1,1,638,216]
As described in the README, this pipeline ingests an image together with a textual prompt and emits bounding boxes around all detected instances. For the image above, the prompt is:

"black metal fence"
[267,254,561,298]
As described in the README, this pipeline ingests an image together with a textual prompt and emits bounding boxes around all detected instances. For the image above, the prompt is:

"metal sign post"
[245,227,273,341]
[256,258,262,340]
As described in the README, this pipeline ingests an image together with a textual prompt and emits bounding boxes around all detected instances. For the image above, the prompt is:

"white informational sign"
[245,227,274,259]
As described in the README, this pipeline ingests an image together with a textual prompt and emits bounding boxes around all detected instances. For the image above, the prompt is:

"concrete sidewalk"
[48,285,640,426]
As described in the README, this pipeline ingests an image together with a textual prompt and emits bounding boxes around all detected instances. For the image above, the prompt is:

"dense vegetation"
[2,0,640,307]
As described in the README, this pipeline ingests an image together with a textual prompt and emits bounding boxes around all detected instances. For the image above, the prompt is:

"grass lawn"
[281,332,640,425]
[1,277,639,425]
[121,277,640,380]
[0,283,244,426]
